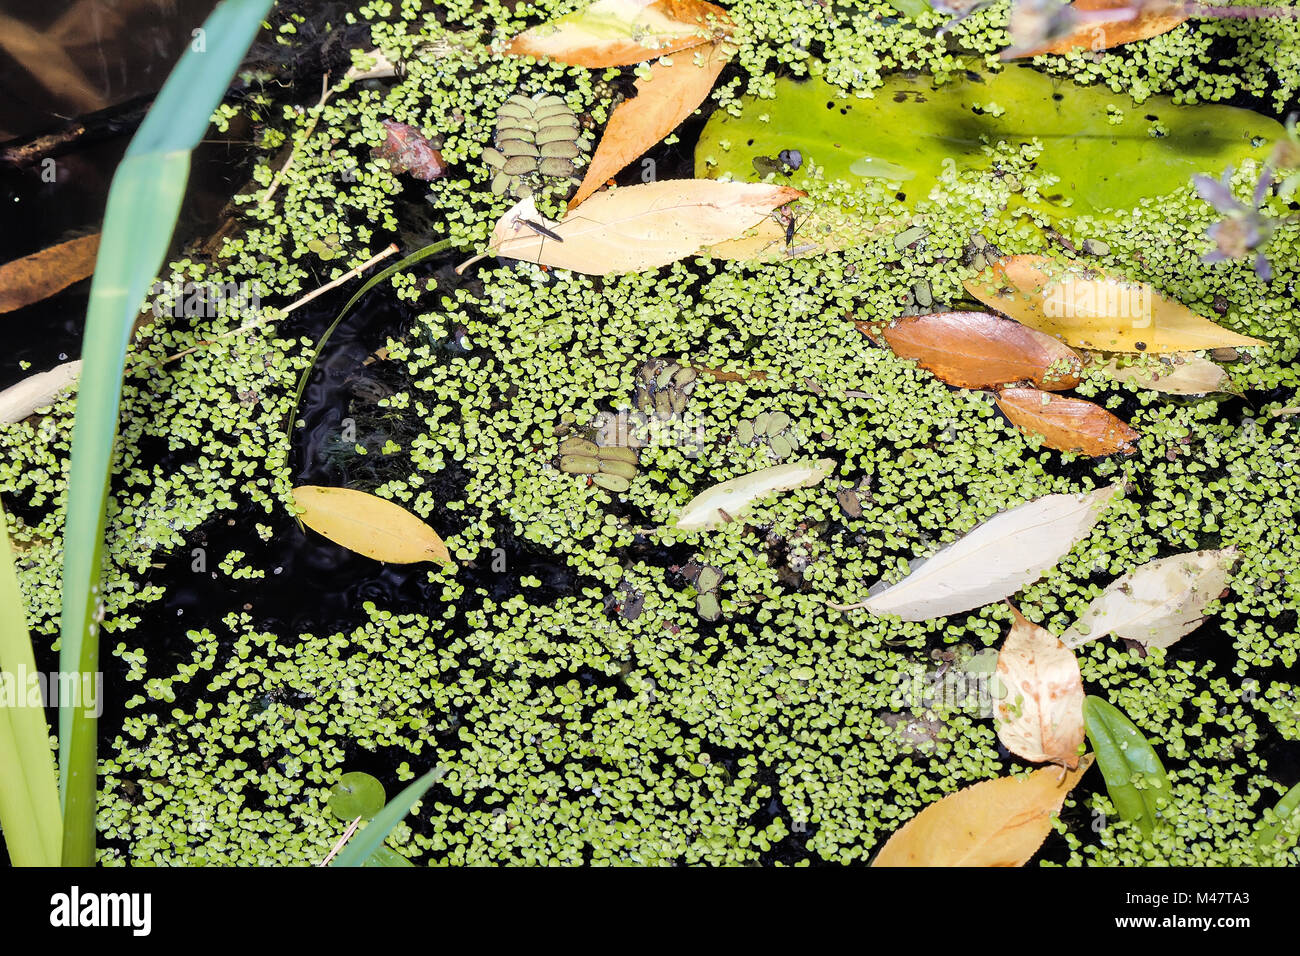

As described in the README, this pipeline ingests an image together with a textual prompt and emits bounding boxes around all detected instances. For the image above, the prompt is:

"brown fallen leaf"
[691,366,769,382]
[572,39,731,207]
[371,120,448,181]
[872,755,1094,866]
[502,0,731,68]
[1007,0,1189,59]
[997,387,1138,456]
[483,180,805,274]
[965,255,1267,353]
[995,607,1086,768]
[862,311,1083,391]
[0,234,100,314]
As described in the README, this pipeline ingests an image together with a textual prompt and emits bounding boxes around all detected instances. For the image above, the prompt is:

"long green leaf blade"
[57,0,272,867]
[0,511,62,865]
[331,767,445,868]
[1082,695,1172,836]
[1254,780,1300,851]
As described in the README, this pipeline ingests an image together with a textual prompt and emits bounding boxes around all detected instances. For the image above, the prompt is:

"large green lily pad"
[696,65,1281,217]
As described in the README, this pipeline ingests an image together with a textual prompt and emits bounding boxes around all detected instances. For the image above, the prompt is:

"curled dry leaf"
[1061,548,1239,649]
[573,39,731,207]
[862,311,1083,391]
[997,387,1138,456]
[995,607,1086,768]
[676,458,836,531]
[0,233,100,314]
[486,180,805,274]
[502,0,731,68]
[292,486,453,565]
[0,359,81,424]
[871,755,1094,867]
[843,486,1119,621]
[1007,0,1189,59]
[1094,355,1233,396]
[965,254,1268,353]
[371,120,447,181]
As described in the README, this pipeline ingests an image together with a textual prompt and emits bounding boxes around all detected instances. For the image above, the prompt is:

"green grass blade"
[1254,780,1300,851]
[331,767,445,868]
[1082,695,1172,837]
[0,509,62,865]
[57,0,272,867]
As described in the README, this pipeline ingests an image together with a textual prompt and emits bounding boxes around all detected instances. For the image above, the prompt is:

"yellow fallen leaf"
[995,607,1085,768]
[872,756,1094,866]
[292,486,453,565]
[501,0,731,68]
[965,255,1268,353]
[572,39,731,208]
[676,459,836,530]
[1094,355,1233,396]
[486,180,805,274]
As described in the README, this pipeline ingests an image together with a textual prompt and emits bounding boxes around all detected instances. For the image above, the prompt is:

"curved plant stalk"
[330,766,445,867]
[0,510,61,866]
[1254,780,1300,851]
[286,238,456,438]
[1082,695,1172,836]
[57,0,272,867]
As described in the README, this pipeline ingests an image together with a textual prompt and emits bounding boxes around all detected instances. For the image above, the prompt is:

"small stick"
[825,599,869,612]
[260,73,334,208]
[146,243,400,368]
[319,815,363,866]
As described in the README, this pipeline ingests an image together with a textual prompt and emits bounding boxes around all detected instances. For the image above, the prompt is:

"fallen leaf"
[572,39,730,207]
[502,0,731,67]
[1061,548,1239,649]
[676,458,835,530]
[871,755,1094,866]
[486,180,805,274]
[1083,695,1171,835]
[371,120,448,181]
[1007,0,1189,59]
[965,255,1268,353]
[863,311,1083,390]
[843,486,1119,621]
[0,234,100,313]
[997,387,1138,456]
[0,360,82,424]
[995,607,1086,768]
[691,366,768,382]
[292,486,453,565]
[703,201,896,262]
[1094,355,1233,396]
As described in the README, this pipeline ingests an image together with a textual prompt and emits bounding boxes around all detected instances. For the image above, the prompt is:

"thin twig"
[825,600,870,612]
[319,815,363,867]
[259,72,333,208]
[145,243,400,368]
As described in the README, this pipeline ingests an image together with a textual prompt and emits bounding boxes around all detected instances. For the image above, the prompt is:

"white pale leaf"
[860,485,1120,621]
[676,458,835,530]
[0,360,82,424]
[994,608,1085,768]
[1061,548,1238,649]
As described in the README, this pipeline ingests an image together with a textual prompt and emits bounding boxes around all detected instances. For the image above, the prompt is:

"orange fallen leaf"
[997,387,1138,456]
[872,755,1094,866]
[572,39,731,207]
[964,254,1267,353]
[1007,0,1189,58]
[0,233,100,314]
[502,0,731,68]
[995,607,1086,768]
[863,311,1083,391]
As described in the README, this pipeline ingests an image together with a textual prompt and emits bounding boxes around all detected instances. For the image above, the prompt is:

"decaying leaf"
[676,458,835,531]
[995,607,1086,768]
[371,119,448,181]
[485,180,805,274]
[0,234,100,314]
[871,755,1094,866]
[702,201,885,262]
[502,0,731,68]
[573,39,731,207]
[1062,548,1239,649]
[1007,0,1189,59]
[292,485,453,565]
[1094,355,1233,396]
[841,486,1119,621]
[0,360,82,424]
[864,311,1083,390]
[965,255,1269,353]
[997,387,1138,456]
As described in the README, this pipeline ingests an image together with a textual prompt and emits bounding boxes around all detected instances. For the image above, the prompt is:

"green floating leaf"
[1082,695,1172,836]
[331,767,446,868]
[696,65,1280,217]
[328,772,387,821]
[1254,781,1300,851]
